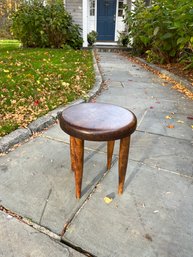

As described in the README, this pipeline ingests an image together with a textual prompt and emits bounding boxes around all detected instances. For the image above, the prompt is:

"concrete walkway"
[0,51,193,257]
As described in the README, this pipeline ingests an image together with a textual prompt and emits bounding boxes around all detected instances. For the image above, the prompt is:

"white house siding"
[65,0,83,29]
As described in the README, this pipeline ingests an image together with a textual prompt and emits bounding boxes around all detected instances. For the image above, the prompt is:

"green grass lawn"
[0,40,95,137]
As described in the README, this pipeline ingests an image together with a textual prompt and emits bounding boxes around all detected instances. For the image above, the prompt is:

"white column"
[82,0,88,47]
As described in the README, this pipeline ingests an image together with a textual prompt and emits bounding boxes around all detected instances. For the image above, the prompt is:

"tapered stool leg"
[70,137,84,199]
[107,140,115,170]
[118,136,130,194]
[70,136,76,172]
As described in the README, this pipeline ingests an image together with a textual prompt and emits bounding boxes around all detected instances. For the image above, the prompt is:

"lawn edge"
[0,50,102,154]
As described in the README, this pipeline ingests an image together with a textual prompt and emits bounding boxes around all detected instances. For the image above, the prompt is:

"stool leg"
[118,136,130,195]
[107,140,115,170]
[71,137,84,199]
[70,136,75,172]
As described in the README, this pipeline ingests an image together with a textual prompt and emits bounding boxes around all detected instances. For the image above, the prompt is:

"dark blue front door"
[97,0,116,41]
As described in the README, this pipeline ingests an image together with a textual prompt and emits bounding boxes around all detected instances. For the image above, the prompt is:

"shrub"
[118,31,129,46]
[124,0,193,66]
[11,0,83,49]
[87,31,98,46]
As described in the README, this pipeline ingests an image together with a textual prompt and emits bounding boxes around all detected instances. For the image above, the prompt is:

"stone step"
[93,45,131,52]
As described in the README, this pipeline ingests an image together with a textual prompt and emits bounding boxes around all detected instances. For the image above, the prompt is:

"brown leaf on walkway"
[144,233,153,242]
[167,124,174,128]
[187,116,193,120]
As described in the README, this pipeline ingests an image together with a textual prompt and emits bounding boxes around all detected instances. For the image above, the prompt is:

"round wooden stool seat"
[59,103,137,199]
[59,103,137,141]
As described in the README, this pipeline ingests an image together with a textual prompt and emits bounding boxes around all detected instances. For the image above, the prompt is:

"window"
[118,0,124,17]
[90,0,95,16]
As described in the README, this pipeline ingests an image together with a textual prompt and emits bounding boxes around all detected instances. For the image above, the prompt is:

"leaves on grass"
[3,69,9,73]
[0,46,95,136]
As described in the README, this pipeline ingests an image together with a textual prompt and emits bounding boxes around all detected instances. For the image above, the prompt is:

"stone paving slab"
[80,127,193,176]
[99,54,156,82]
[130,131,193,177]
[103,69,156,82]
[0,136,107,234]
[42,124,107,153]
[63,160,193,257]
[138,110,193,141]
[95,86,182,119]
[0,211,84,257]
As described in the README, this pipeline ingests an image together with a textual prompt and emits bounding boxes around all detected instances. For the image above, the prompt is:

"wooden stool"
[59,103,137,199]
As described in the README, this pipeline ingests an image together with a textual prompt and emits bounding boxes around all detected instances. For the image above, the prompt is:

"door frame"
[85,0,128,45]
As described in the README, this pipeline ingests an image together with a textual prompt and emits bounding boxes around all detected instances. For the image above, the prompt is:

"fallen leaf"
[104,196,113,204]
[150,106,154,109]
[176,120,184,124]
[33,100,39,106]
[191,125,193,129]
[187,116,193,120]
[144,233,153,241]
[165,115,172,119]
[167,124,174,128]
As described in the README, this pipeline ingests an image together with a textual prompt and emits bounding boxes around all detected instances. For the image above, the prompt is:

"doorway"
[97,0,117,41]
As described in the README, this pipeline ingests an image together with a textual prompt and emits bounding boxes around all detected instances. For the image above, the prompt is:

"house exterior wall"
[64,0,83,29]
[64,0,132,46]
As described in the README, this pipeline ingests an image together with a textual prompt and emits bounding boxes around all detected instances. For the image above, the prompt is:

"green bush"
[11,0,83,49]
[87,31,98,46]
[118,31,129,46]
[124,0,193,66]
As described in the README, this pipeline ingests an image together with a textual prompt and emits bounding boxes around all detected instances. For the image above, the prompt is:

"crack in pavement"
[0,205,97,256]
[39,188,52,225]
[60,157,118,237]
